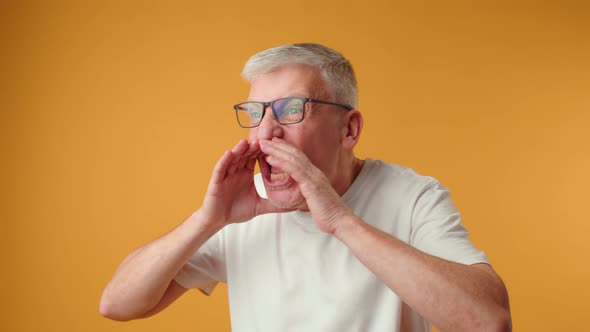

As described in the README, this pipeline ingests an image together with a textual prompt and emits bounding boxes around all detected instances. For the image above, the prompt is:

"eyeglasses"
[233,97,353,128]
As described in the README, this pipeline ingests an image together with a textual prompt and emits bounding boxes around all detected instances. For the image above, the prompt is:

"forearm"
[334,215,511,332]
[99,210,223,320]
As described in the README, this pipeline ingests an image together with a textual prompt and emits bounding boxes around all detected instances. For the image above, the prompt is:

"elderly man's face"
[248,64,348,209]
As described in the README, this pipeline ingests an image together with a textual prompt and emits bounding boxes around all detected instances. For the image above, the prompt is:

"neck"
[351,157,365,183]
[335,156,365,196]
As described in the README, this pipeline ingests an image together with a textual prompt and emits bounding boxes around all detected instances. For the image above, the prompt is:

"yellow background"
[2,1,589,331]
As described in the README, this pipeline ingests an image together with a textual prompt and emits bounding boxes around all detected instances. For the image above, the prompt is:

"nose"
[253,105,284,140]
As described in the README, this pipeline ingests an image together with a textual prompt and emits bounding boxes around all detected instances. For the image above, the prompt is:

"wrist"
[185,209,225,236]
[332,213,364,241]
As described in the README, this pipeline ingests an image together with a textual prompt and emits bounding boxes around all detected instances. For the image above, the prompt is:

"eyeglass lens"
[235,98,305,127]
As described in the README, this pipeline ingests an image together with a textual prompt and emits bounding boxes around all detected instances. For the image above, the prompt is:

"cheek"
[301,133,337,162]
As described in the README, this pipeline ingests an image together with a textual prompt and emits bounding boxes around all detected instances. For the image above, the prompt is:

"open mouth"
[258,154,292,188]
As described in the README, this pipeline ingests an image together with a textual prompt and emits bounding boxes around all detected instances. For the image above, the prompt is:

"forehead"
[248,64,328,101]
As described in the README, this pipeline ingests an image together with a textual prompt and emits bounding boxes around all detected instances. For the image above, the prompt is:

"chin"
[266,190,307,210]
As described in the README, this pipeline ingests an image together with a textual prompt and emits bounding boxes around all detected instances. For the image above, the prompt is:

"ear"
[341,109,363,149]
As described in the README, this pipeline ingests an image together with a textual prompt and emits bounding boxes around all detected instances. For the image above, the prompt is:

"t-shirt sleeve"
[410,181,489,265]
[174,226,227,295]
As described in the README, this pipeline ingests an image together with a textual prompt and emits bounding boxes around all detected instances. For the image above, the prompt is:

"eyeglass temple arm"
[306,98,353,110]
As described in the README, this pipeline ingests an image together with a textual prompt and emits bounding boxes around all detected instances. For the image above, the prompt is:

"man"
[100,43,511,331]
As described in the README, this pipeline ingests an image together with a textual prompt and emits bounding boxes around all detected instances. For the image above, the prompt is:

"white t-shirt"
[175,159,488,331]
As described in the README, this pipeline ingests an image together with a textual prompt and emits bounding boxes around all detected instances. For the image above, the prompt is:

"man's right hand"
[100,139,285,321]
[199,139,288,226]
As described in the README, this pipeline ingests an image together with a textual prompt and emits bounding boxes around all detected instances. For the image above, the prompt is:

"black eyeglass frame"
[233,97,354,128]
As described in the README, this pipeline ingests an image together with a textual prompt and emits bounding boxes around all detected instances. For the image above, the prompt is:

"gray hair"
[241,43,358,108]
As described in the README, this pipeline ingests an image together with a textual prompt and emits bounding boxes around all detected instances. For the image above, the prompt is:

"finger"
[269,137,303,155]
[242,140,260,170]
[248,139,261,157]
[210,150,233,184]
[227,139,249,175]
[260,138,305,160]
[238,139,260,170]
[265,154,304,180]
[231,139,249,154]
[260,139,309,179]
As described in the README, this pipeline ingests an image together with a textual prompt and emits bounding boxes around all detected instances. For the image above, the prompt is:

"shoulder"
[342,158,443,214]
[361,159,440,194]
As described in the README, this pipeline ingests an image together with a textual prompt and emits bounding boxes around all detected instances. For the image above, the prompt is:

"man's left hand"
[259,137,353,234]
